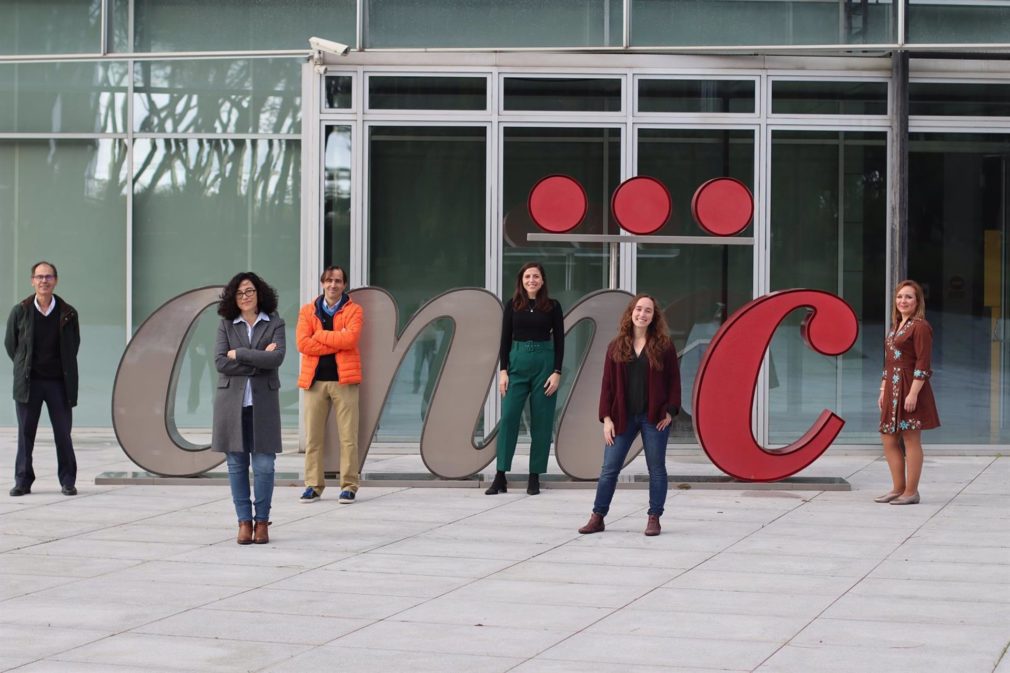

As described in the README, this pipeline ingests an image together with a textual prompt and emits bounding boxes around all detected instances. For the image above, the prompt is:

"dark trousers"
[14,378,77,489]
[497,341,557,474]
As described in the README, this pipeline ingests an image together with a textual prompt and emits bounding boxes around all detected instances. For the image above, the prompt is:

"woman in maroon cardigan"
[579,294,681,537]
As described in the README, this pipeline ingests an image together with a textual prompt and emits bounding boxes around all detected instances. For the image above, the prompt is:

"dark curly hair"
[218,272,279,320]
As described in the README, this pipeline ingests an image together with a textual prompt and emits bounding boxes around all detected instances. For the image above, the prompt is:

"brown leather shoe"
[237,521,253,545]
[644,515,661,536]
[578,513,605,534]
[253,521,270,544]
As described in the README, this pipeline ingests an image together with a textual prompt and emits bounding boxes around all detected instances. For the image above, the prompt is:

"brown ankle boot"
[237,521,253,545]
[253,521,270,544]
[644,514,661,537]
[578,513,605,534]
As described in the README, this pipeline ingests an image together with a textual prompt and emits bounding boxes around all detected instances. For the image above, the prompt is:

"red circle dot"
[528,175,587,233]
[611,176,671,235]
[691,178,753,236]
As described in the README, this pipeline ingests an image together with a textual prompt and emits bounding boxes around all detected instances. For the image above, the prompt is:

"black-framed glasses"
[32,274,55,282]
[235,288,257,298]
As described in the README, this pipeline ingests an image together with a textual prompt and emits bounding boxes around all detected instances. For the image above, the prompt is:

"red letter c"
[693,290,858,482]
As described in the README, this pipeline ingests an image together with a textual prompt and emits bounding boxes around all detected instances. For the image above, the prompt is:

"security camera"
[309,37,350,57]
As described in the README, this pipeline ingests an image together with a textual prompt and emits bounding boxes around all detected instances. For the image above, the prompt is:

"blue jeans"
[592,412,670,517]
[226,406,275,522]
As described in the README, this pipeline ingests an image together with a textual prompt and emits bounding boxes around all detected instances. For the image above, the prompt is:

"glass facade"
[1,1,1008,452]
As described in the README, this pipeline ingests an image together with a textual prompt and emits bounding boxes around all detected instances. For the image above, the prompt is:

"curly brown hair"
[610,294,672,371]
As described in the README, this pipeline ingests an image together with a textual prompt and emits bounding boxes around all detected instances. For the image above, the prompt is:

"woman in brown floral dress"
[876,280,940,505]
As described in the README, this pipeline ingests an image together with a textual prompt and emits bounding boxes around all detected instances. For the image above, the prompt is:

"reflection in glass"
[909,1,1010,44]
[910,83,1010,117]
[133,59,301,134]
[504,78,622,112]
[132,139,301,432]
[325,76,353,109]
[636,128,755,441]
[632,0,893,46]
[369,76,487,111]
[129,0,356,52]
[368,126,487,441]
[769,131,887,443]
[0,139,127,426]
[638,79,756,114]
[324,126,352,271]
[0,62,128,133]
[908,133,1010,443]
[772,80,888,115]
[0,0,101,54]
[367,0,622,48]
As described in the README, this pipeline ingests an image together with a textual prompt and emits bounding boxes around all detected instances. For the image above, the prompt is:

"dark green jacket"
[4,294,80,406]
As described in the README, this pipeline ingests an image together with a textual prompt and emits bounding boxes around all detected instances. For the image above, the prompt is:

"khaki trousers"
[303,381,359,493]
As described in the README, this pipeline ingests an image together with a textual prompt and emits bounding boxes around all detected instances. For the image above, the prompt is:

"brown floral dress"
[879,318,940,434]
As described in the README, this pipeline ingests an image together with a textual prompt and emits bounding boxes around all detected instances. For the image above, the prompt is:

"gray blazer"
[211,313,286,454]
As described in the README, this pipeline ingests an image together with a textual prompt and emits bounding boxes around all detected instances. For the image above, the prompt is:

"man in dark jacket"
[4,261,80,496]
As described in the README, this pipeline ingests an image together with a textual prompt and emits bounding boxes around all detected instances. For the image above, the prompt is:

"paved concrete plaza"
[0,429,1007,673]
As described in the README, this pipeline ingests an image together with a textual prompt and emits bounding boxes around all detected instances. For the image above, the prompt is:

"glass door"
[634,126,757,443]
[500,124,624,439]
[908,132,1010,444]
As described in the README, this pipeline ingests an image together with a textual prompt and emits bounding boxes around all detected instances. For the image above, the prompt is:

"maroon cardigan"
[599,341,681,434]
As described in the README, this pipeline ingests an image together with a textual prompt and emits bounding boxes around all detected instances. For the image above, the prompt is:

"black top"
[313,296,341,381]
[499,298,565,372]
[31,305,63,380]
[625,349,648,416]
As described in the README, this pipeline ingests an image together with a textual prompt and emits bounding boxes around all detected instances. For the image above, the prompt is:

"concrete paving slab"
[541,632,780,670]
[662,569,857,595]
[8,662,180,673]
[133,606,371,645]
[695,550,882,577]
[332,620,571,656]
[447,577,652,608]
[587,608,809,642]
[260,645,523,673]
[391,596,612,630]
[491,559,684,587]
[205,587,426,620]
[755,643,1000,673]
[509,660,749,673]
[789,617,1010,654]
[870,558,1010,583]
[822,594,1010,626]
[830,576,1010,603]
[0,624,110,672]
[322,551,514,577]
[52,632,310,672]
[626,586,837,618]
[271,567,474,598]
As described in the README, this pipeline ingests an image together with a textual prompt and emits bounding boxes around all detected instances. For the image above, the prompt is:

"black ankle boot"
[485,470,507,495]
[527,473,540,495]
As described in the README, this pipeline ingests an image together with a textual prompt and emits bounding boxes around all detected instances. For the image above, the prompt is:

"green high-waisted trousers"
[498,340,557,474]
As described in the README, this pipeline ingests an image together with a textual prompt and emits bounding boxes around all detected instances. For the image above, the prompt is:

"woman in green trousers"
[486,262,564,496]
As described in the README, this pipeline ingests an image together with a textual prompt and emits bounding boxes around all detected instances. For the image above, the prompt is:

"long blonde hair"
[891,279,926,329]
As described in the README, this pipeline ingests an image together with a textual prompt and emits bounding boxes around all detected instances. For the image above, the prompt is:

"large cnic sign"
[112,286,857,482]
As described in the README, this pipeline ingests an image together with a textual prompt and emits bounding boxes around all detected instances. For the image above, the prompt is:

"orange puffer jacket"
[296,295,363,389]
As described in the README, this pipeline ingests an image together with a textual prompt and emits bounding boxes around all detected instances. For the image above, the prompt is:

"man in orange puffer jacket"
[296,266,364,504]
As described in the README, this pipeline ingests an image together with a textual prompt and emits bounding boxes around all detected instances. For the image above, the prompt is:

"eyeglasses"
[235,288,257,298]
[32,275,55,282]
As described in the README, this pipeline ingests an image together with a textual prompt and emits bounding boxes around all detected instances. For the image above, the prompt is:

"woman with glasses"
[212,272,286,544]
